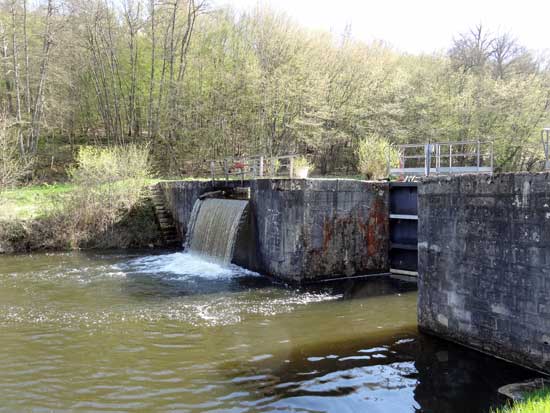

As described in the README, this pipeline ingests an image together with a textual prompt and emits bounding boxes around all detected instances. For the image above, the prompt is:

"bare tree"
[449,24,493,72]
[28,0,56,155]
[490,32,537,79]
[146,0,155,138]
[123,0,142,138]
[0,21,13,114]
[8,0,23,155]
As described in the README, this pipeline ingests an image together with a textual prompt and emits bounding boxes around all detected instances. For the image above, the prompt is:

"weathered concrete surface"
[159,179,390,282]
[418,172,550,373]
[250,179,389,282]
[158,180,248,242]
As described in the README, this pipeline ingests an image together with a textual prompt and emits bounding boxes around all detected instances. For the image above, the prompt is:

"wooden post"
[210,161,215,182]
[490,142,494,174]
[449,144,453,174]
[271,157,276,177]
[259,156,264,177]
[289,156,294,179]
[223,159,228,182]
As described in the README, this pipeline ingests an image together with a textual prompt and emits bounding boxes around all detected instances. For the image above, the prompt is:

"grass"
[0,183,74,221]
[491,388,550,413]
[0,178,182,221]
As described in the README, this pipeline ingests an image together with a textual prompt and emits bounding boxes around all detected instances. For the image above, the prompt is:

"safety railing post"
[477,141,481,172]
[424,144,431,176]
[387,145,390,177]
[435,144,441,173]
[449,144,453,174]
[223,159,228,182]
[490,142,494,175]
[543,129,550,171]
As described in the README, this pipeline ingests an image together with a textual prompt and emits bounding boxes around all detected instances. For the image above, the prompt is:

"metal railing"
[389,140,494,177]
[542,128,550,171]
[207,154,302,181]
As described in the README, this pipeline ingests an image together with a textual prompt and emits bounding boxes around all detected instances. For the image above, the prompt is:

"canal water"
[0,251,535,412]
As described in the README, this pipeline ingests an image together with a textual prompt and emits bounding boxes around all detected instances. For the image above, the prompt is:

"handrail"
[207,154,302,181]
[389,140,494,177]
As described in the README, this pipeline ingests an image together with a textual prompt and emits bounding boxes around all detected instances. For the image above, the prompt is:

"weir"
[186,198,249,263]
[155,172,550,375]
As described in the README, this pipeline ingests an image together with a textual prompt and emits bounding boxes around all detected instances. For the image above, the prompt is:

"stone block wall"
[418,173,550,373]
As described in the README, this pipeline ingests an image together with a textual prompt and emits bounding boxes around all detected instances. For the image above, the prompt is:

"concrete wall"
[250,179,389,282]
[158,180,247,242]
[418,173,550,373]
[159,178,390,282]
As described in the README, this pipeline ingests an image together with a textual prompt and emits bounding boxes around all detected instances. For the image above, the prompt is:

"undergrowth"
[0,145,163,253]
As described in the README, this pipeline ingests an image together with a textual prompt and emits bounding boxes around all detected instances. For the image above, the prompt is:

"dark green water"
[0,251,535,412]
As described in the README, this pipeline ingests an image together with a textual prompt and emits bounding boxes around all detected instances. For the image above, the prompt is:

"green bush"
[357,134,399,180]
[60,145,154,248]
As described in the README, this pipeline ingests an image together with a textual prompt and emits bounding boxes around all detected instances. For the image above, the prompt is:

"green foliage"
[357,134,399,180]
[490,388,550,413]
[60,145,154,248]
[0,3,548,177]
[293,156,313,170]
[68,145,152,208]
[0,183,72,221]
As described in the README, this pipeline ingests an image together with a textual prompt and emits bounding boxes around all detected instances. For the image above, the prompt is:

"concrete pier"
[417,173,550,373]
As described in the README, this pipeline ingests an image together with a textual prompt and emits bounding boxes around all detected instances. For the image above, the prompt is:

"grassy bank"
[0,183,164,253]
[492,388,550,413]
[0,183,73,221]
[0,146,173,253]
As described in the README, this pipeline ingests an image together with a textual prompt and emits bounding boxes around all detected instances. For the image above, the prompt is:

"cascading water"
[186,198,249,263]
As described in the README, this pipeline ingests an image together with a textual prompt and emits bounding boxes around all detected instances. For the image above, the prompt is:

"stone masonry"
[418,172,550,373]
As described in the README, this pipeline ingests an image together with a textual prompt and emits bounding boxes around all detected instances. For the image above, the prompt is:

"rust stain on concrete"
[365,197,386,257]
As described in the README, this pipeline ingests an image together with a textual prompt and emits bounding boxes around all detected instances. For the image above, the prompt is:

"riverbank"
[492,388,550,413]
[0,183,164,253]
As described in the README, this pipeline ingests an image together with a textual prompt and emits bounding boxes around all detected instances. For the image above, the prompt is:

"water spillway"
[156,179,390,282]
[186,198,249,263]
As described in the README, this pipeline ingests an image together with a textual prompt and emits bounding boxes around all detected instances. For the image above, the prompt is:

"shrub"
[59,145,154,248]
[357,134,399,180]
[293,156,313,170]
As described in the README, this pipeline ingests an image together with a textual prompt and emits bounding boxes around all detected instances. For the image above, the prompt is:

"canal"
[0,251,534,412]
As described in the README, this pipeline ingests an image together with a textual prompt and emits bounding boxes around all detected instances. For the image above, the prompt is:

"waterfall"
[186,198,249,264]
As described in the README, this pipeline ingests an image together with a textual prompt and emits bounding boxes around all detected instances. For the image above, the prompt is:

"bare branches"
[449,24,537,79]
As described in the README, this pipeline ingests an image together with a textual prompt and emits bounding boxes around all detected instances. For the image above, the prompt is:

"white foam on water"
[124,252,258,280]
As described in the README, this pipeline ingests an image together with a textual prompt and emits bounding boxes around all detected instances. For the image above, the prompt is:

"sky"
[211,0,550,54]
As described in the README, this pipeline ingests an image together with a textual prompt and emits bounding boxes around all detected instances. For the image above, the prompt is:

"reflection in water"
[0,251,537,412]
